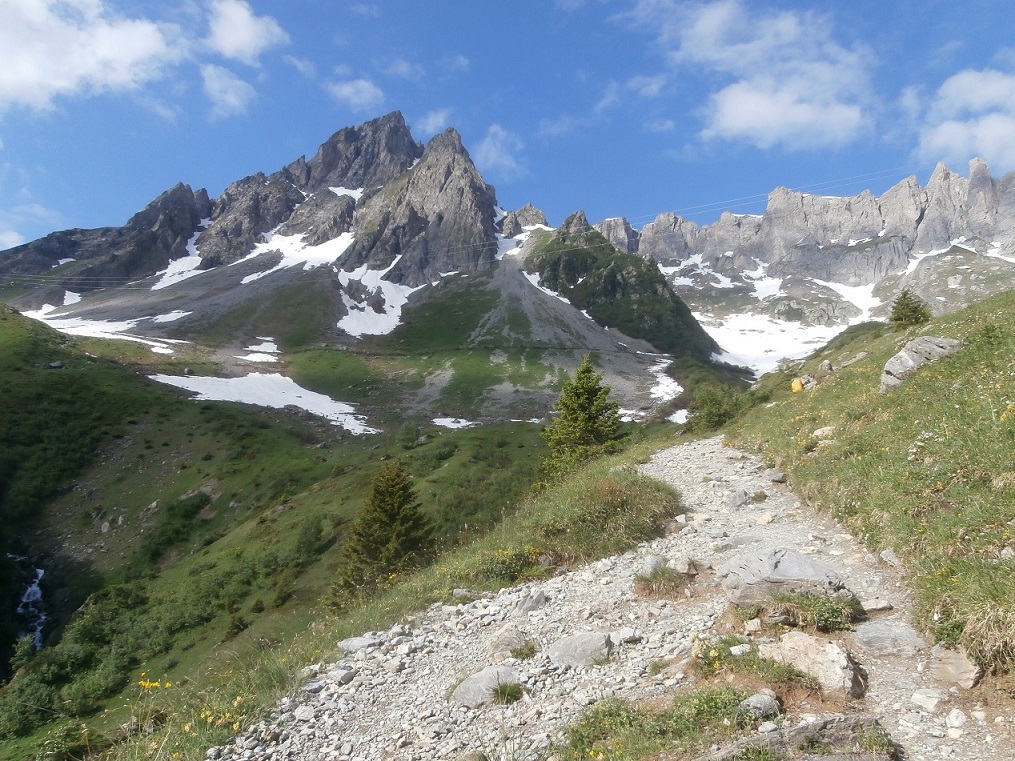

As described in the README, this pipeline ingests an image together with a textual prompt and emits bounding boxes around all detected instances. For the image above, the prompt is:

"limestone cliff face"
[338,128,498,286]
[624,158,1015,287]
[593,217,639,254]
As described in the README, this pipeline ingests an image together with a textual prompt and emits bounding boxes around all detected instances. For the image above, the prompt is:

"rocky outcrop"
[879,335,962,393]
[717,548,846,605]
[195,173,307,266]
[500,203,547,238]
[593,217,639,253]
[292,110,422,193]
[337,128,499,286]
[278,190,356,245]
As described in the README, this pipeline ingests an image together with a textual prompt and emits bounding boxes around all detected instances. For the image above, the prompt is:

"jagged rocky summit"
[594,158,1015,325]
[1,111,500,293]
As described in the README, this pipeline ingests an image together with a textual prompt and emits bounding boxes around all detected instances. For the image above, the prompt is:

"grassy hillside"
[0,308,547,756]
[726,290,1015,668]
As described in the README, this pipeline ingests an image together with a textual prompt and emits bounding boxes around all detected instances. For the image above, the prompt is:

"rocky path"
[209,437,1015,761]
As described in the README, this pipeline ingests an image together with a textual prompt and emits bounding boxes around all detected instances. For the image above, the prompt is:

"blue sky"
[1,0,1014,249]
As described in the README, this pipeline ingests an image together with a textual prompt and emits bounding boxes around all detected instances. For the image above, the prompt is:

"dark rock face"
[300,110,422,192]
[0,183,211,286]
[278,191,356,246]
[195,173,307,266]
[338,128,499,286]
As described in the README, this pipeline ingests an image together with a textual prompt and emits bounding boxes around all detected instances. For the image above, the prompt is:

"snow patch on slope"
[336,256,425,337]
[152,218,211,291]
[149,372,377,434]
[237,231,355,284]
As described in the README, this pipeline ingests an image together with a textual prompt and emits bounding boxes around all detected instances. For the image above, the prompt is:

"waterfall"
[12,562,47,649]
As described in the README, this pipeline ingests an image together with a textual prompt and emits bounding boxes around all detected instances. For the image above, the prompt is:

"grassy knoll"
[726,290,1015,669]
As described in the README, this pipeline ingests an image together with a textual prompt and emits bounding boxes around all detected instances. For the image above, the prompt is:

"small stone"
[740,692,780,719]
[911,688,947,712]
[946,708,967,728]
[758,721,779,733]
[729,644,751,656]
[641,555,664,576]
[879,549,903,568]
[294,705,316,721]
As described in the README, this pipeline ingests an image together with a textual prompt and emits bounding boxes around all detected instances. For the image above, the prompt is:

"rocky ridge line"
[207,437,1015,761]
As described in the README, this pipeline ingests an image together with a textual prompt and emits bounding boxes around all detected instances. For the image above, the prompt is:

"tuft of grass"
[509,641,538,660]
[634,566,691,599]
[691,635,819,691]
[556,687,752,761]
[767,592,865,633]
[491,682,524,705]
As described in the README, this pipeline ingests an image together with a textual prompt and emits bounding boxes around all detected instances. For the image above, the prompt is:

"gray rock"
[850,620,925,656]
[486,623,528,661]
[450,665,519,708]
[717,548,844,605]
[740,692,780,719]
[911,687,947,712]
[515,590,548,613]
[880,336,962,393]
[758,631,867,697]
[593,216,640,253]
[293,704,316,721]
[338,635,381,652]
[641,555,664,577]
[339,128,498,288]
[547,632,612,668]
[928,644,983,689]
[501,203,547,238]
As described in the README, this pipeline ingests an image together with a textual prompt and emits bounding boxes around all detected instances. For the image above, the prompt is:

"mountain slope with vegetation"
[525,212,720,361]
[726,289,1015,669]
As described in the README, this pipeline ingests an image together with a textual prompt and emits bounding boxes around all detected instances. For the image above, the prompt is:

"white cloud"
[284,55,316,78]
[382,58,425,81]
[327,78,384,113]
[204,0,288,66]
[0,0,179,111]
[202,64,256,120]
[0,229,24,249]
[627,0,874,150]
[441,54,470,73]
[416,109,451,135]
[595,82,621,113]
[645,118,676,133]
[628,74,667,97]
[917,68,1015,171]
[474,124,525,180]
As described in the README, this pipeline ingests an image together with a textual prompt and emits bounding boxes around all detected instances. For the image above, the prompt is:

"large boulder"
[717,548,845,605]
[450,665,519,708]
[879,336,962,393]
[547,632,612,668]
[759,631,867,697]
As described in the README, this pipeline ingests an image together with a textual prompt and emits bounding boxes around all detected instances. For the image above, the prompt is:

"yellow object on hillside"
[791,378,804,393]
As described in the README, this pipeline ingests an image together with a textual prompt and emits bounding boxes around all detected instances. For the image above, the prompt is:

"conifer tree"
[541,353,621,477]
[334,459,434,597]
[890,288,931,327]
